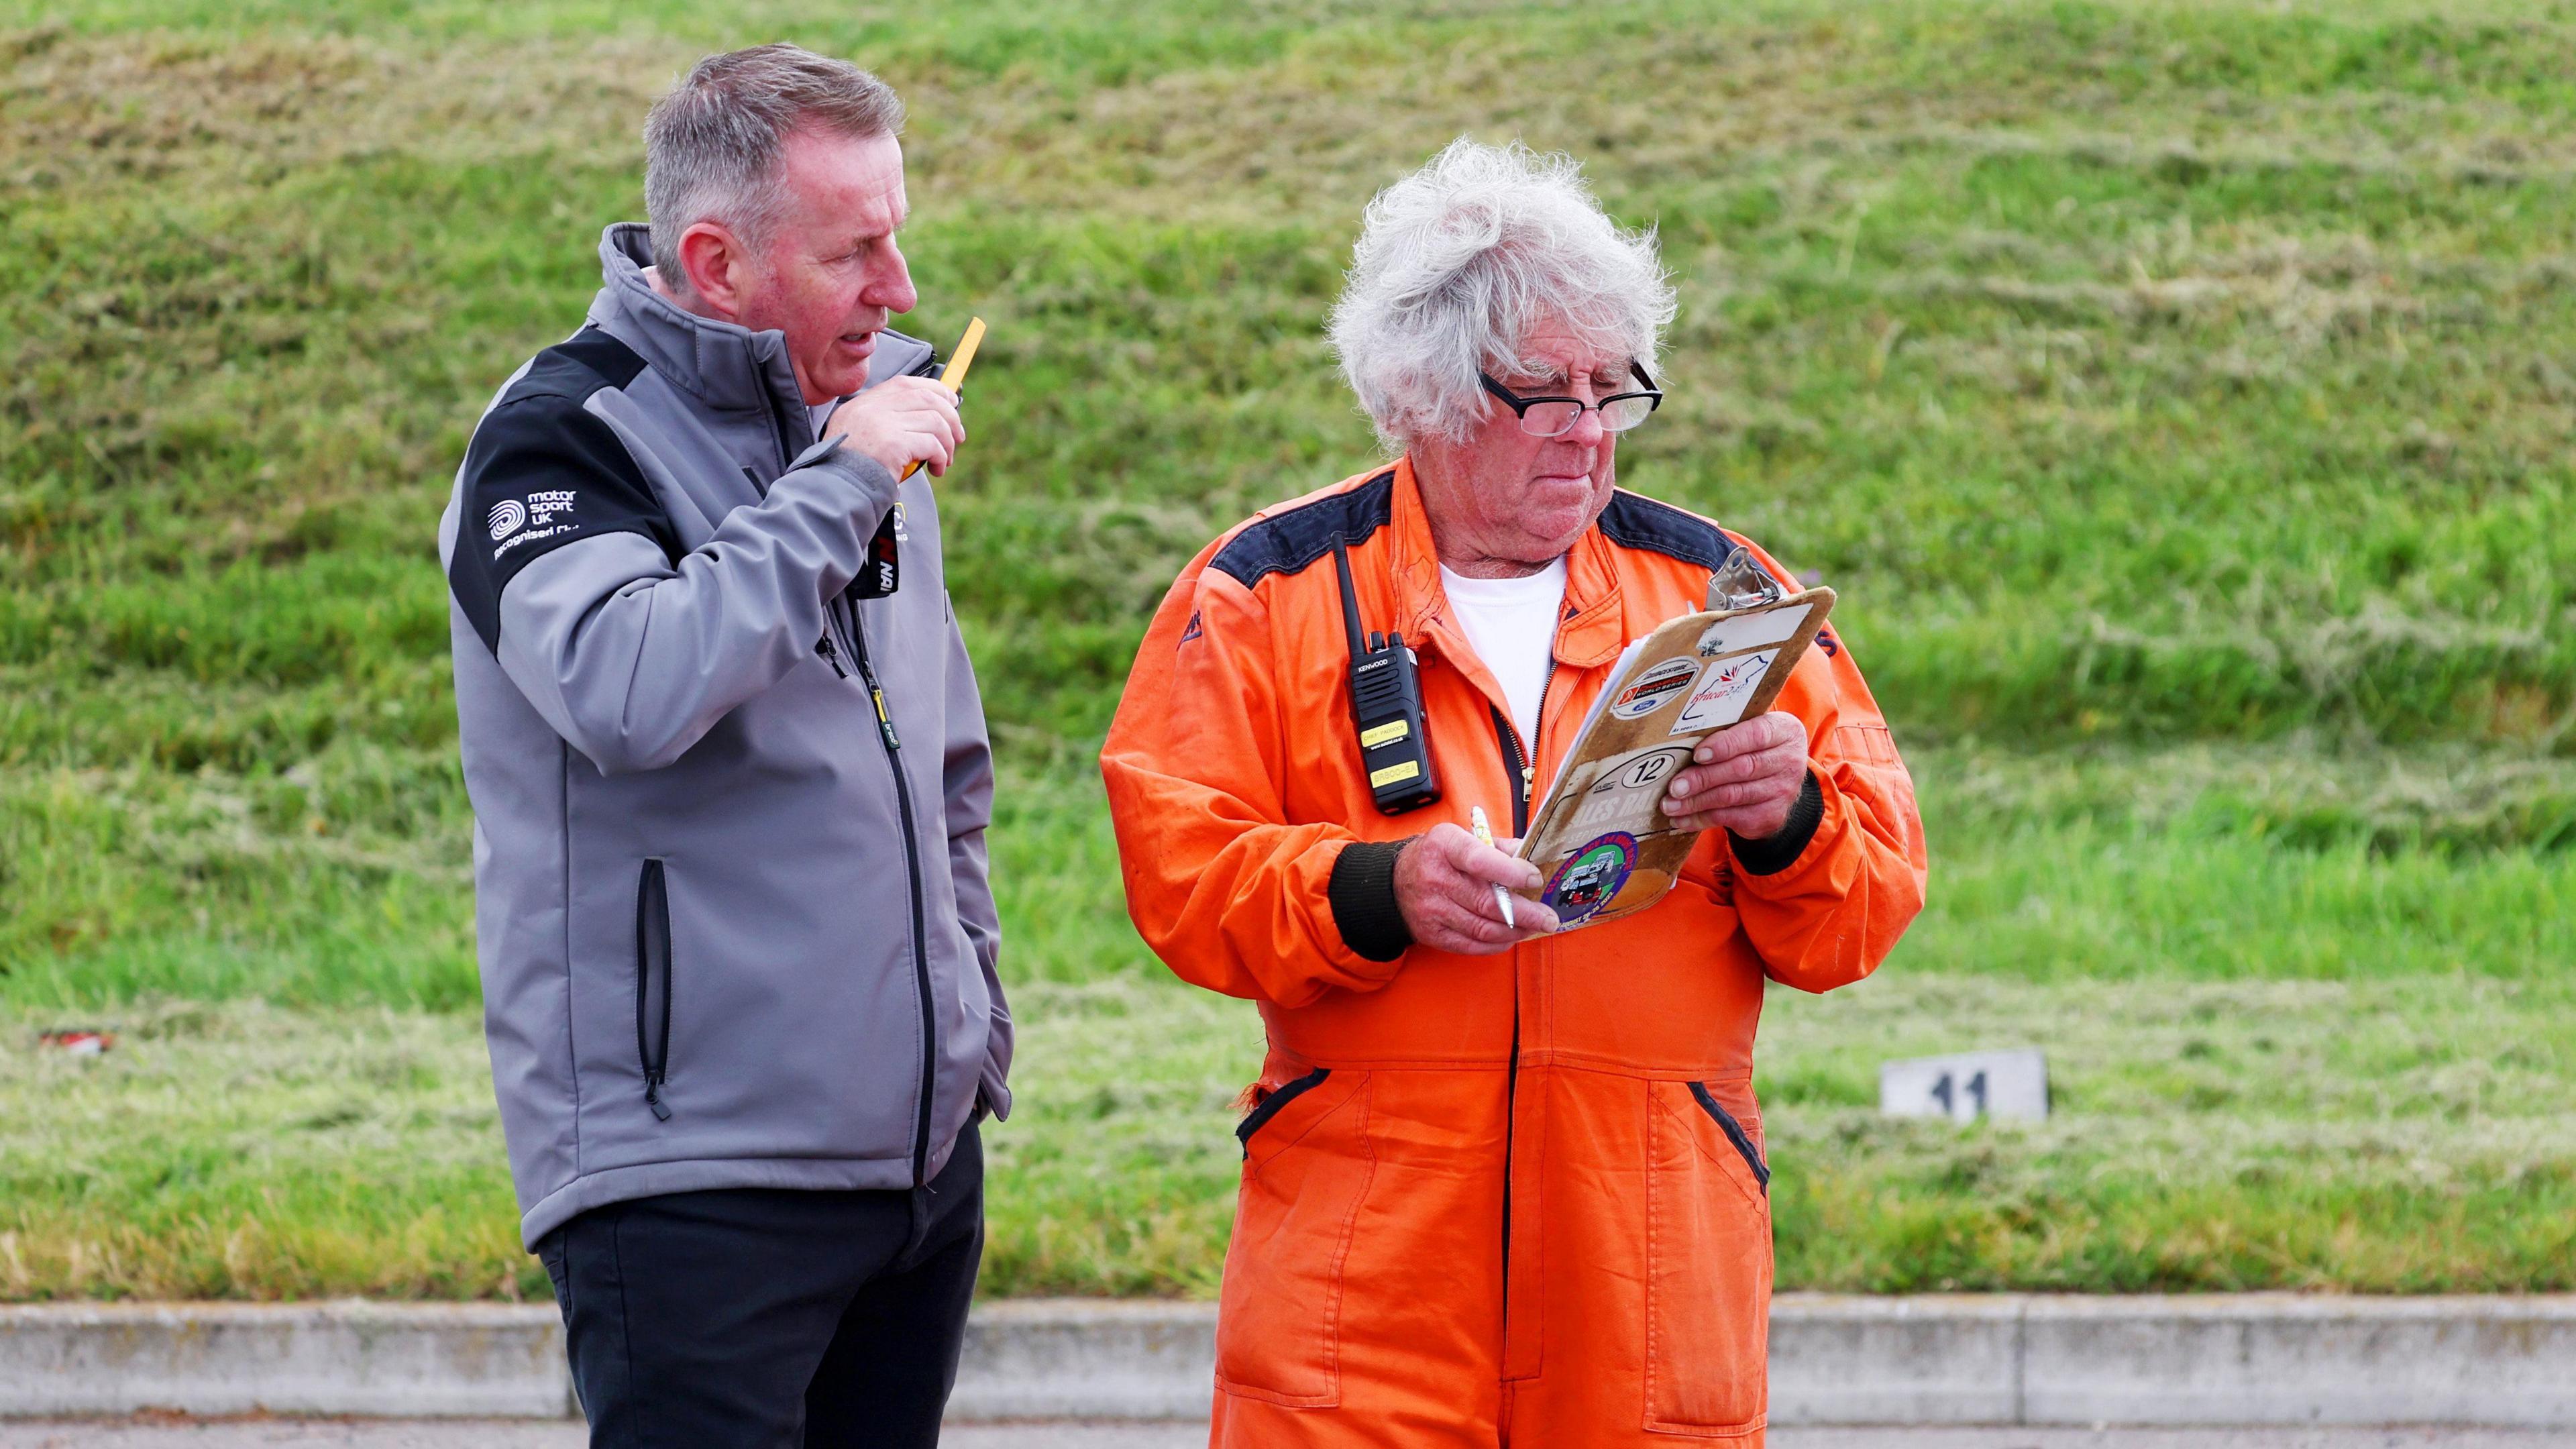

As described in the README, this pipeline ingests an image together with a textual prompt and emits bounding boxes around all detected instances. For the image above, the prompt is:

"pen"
[900,316,987,482]
[1469,805,1516,929]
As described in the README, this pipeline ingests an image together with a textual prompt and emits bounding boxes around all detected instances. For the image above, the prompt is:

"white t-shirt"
[1438,557,1568,747]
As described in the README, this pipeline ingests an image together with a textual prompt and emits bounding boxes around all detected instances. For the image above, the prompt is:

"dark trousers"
[537,1126,983,1449]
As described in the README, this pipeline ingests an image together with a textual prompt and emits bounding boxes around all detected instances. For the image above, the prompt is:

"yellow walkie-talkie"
[900,316,985,482]
[852,318,986,600]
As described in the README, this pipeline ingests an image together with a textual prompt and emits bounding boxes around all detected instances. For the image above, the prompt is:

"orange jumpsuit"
[1102,460,1927,1446]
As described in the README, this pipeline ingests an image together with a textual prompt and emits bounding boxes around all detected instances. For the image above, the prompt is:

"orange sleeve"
[1722,541,1929,994]
[1100,554,1409,1008]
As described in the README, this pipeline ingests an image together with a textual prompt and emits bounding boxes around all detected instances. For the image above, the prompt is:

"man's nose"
[1560,400,1609,449]
[865,243,918,316]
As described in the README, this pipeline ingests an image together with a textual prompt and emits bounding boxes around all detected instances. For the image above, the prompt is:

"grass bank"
[1,0,2569,1297]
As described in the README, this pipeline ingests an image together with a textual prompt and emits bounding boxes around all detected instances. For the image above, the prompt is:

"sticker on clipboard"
[1697,602,1811,658]
[1606,657,1699,720]
[1554,744,1695,834]
[1669,650,1777,734]
[1542,831,1638,926]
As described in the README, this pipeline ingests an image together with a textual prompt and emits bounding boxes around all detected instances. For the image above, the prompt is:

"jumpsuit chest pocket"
[1642,1078,1772,1438]
[1215,1069,1377,1409]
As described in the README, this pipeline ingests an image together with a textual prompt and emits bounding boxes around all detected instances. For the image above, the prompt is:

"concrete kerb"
[0,1303,570,1419]
[1,1296,2571,1425]
[949,1300,1218,1421]
[1768,1295,2576,1428]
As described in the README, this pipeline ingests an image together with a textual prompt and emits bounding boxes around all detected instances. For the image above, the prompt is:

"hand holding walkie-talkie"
[902,317,984,481]
[823,317,985,482]
[841,319,988,601]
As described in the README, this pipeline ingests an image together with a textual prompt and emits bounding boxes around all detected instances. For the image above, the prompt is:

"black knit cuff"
[1730,771,1825,877]
[1328,839,1413,963]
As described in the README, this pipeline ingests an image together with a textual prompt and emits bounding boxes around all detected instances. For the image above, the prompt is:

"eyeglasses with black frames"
[1477,360,1664,438]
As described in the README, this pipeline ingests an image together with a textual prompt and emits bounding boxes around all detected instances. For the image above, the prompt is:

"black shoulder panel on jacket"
[1208,471,1398,589]
[511,326,651,402]
[1597,489,1733,572]
[448,331,677,656]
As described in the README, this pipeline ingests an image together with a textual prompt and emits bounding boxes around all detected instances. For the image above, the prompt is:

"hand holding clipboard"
[1511,549,1835,934]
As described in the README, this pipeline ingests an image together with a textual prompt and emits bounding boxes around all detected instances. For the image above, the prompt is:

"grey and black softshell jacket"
[439,224,1010,1248]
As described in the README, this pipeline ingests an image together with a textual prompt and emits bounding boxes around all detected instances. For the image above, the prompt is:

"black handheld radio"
[1334,537,1441,814]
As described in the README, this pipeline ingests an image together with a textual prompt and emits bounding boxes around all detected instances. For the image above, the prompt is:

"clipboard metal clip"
[1706,545,1784,612]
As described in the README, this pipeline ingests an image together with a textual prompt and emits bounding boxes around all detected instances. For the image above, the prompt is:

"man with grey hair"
[1104,139,1925,1444]
[438,43,1007,1446]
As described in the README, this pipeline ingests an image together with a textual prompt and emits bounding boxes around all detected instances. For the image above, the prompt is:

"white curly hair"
[1328,138,1676,451]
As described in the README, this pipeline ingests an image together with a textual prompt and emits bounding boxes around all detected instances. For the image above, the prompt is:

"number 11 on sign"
[1928,1069,1989,1118]
[1880,1049,2047,1124]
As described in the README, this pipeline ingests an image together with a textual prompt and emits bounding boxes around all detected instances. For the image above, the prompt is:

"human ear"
[676,222,750,320]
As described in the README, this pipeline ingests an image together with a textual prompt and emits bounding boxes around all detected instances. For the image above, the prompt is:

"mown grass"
[1,0,2569,1297]
[14,961,2569,1301]
[0,1003,527,1301]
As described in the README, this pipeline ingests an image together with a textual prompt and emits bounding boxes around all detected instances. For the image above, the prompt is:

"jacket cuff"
[1328,839,1413,963]
[1729,770,1824,877]
[793,435,900,508]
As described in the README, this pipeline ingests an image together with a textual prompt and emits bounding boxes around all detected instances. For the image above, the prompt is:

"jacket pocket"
[1234,1067,1331,1157]
[1643,1079,1772,1438]
[634,859,674,1122]
[1216,1069,1375,1409]
[1690,1081,1770,1193]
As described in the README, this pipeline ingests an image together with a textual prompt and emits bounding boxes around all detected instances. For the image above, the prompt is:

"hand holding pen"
[1470,806,1515,928]
[1387,817,1558,956]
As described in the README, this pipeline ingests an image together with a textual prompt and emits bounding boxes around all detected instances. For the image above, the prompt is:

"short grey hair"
[643,44,905,289]
[1328,138,1676,449]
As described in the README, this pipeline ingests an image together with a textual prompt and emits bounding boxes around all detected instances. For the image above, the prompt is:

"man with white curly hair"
[1104,139,1926,1445]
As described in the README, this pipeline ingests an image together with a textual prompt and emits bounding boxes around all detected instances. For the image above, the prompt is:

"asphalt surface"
[0,1424,2567,1448]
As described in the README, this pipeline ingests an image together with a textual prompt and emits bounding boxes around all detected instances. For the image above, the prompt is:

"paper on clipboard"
[1513,572,1834,933]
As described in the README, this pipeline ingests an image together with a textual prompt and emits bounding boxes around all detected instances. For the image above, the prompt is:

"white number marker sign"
[1878,1049,2049,1123]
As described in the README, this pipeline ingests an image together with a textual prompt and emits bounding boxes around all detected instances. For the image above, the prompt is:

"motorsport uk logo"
[490,490,579,557]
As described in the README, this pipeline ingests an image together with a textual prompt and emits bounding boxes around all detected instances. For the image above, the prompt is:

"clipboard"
[1512,569,1835,932]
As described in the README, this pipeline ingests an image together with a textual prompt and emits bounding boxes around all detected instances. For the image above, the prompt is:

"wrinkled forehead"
[1499,311,1639,384]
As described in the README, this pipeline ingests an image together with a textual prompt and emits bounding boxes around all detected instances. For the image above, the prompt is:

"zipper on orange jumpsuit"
[1486,661,1551,1340]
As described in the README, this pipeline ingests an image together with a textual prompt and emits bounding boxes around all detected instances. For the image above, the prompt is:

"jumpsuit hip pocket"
[1643,1077,1773,1438]
[1215,1068,1377,1409]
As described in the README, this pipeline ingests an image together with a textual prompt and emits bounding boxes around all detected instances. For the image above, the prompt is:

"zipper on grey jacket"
[816,590,863,679]
[848,609,940,1186]
[635,859,674,1122]
[1689,1081,1770,1192]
